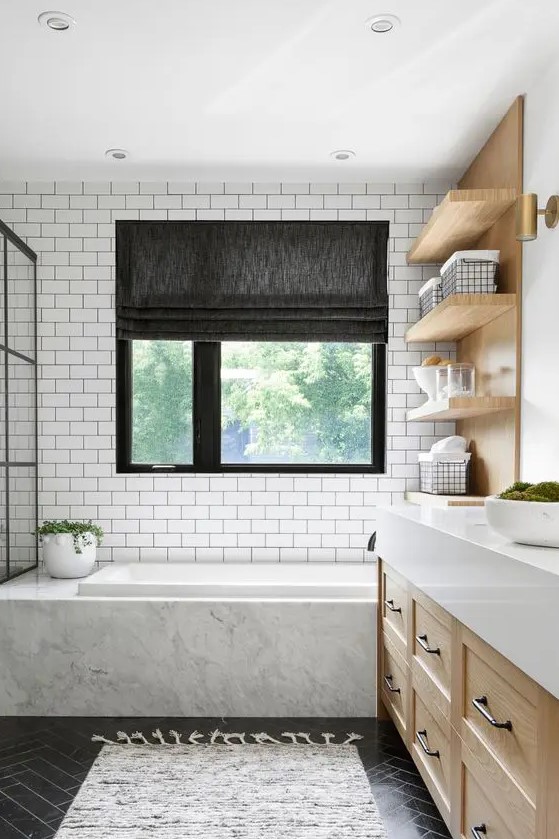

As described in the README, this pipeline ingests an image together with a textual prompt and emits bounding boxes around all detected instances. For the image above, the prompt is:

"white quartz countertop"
[379,504,559,579]
[377,504,559,700]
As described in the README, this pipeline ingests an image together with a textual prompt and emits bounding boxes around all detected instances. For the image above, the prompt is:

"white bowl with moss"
[485,482,559,548]
[38,520,103,578]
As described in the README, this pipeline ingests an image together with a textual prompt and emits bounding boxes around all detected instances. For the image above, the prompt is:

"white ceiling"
[2,0,559,182]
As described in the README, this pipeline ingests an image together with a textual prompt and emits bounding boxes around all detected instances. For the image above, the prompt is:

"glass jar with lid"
[447,363,475,398]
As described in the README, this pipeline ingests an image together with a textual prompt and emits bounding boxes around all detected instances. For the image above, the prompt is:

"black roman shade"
[116,220,389,342]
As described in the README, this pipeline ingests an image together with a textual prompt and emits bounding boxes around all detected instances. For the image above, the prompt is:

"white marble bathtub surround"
[0,593,376,716]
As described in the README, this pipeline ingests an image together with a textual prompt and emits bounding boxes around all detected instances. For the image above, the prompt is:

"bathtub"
[78,561,377,600]
[0,562,378,716]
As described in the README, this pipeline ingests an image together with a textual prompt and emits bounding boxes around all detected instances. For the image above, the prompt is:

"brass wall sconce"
[516,193,559,241]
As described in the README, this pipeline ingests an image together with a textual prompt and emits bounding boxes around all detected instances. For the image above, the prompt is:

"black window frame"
[116,339,386,474]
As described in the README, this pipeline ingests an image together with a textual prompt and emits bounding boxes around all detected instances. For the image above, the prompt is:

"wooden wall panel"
[455,97,523,494]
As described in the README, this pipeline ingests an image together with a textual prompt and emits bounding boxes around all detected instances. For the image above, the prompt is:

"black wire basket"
[441,258,498,298]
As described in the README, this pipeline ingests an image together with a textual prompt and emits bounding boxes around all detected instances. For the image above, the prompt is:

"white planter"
[485,496,559,548]
[42,533,97,579]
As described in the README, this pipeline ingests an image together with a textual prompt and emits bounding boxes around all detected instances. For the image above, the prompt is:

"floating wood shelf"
[406,396,516,423]
[405,492,485,508]
[405,294,516,343]
[407,188,517,265]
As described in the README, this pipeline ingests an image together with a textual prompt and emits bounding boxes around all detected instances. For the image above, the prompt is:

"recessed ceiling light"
[365,14,401,33]
[38,11,75,31]
[105,148,129,161]
[330,150,356,161]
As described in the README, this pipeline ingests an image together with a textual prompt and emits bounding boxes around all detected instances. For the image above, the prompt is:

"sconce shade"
[516,193,537,241]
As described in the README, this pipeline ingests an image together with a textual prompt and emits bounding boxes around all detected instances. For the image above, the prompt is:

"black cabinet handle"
[472,696,512,731]
[384,674,400,693]
[416,633,440,655]
[384,598,402,613]
[471,825,487,839]
[416,729,440,758]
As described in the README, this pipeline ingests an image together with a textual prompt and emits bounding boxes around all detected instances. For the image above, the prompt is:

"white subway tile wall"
[0,181,456,564]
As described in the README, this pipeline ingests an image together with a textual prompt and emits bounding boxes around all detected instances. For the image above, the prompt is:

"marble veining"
[0,583,376,716]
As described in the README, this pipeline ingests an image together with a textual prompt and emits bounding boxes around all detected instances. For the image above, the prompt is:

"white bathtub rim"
[77,561,377,601]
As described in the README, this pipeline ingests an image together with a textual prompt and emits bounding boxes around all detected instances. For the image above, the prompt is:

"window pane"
[221,342,372,465]
[131,340,193,464]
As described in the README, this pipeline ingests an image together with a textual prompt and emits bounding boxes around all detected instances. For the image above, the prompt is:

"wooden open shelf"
[406,293,516,343]
[407,188,516,265]
[406,396,516,423]
[405,492,485,508]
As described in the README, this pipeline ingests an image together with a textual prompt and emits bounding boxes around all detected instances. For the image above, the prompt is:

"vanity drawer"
[411,689,451,823]
[381,564,409,652]
[381,636,409,741]
[462,762,533,839]
[413,594,452,699]
[461,631,538,803]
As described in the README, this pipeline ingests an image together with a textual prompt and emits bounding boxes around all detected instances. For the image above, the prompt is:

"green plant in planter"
[37,520,104,554]
[498,481,559,502]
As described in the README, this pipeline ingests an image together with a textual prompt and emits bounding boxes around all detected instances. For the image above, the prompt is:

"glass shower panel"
[8,467,36,575]
[6,239,35,359]
[0,468,5,582]
[8,354,35,463]
[0,350,4,464]
[0,235,4,345]
[1,222,38,581]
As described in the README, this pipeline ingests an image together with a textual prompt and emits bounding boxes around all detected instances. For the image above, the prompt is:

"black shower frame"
[0,219,39,582]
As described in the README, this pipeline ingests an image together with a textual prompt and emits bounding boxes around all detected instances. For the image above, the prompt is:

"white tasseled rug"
[55,744,387,838]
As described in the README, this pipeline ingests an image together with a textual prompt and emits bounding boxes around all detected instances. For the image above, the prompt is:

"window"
[117,340,385,473]
[115,219,389,473]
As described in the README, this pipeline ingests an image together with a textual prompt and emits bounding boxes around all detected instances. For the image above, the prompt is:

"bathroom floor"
[0,717,450,839]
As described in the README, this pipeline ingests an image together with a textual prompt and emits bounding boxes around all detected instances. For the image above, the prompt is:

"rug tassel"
[323,732,336,745]
[210,729,224,744]
[188,730,205,745]
[343,733,363,745]
[250,733,283,745]
[91,734,117,745]
[131,732,150,745]
[169,730,183,744]
[116,731,133,745]
[222,732,247,745]
[281,732,300,744]
[296,733,317,745]
[152,729,167,745]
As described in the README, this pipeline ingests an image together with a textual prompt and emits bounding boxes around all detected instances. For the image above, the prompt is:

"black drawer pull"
[472,696,512,731]
[384,674,400,693]
[416,729,440,758]
[416,633,440,655]
[471,825,487,839]
[384,598,402,613]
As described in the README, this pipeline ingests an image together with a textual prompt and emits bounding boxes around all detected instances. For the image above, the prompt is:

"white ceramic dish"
[485,495,559,548]
[412,366,439,403]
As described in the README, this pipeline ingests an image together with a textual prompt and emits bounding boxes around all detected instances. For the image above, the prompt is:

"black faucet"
[367,531,377,552]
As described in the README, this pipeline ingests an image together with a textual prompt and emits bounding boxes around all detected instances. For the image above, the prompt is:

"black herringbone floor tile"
[0,718,450,838]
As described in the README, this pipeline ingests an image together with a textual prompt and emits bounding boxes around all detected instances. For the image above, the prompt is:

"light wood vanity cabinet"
[378,559,559,839]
